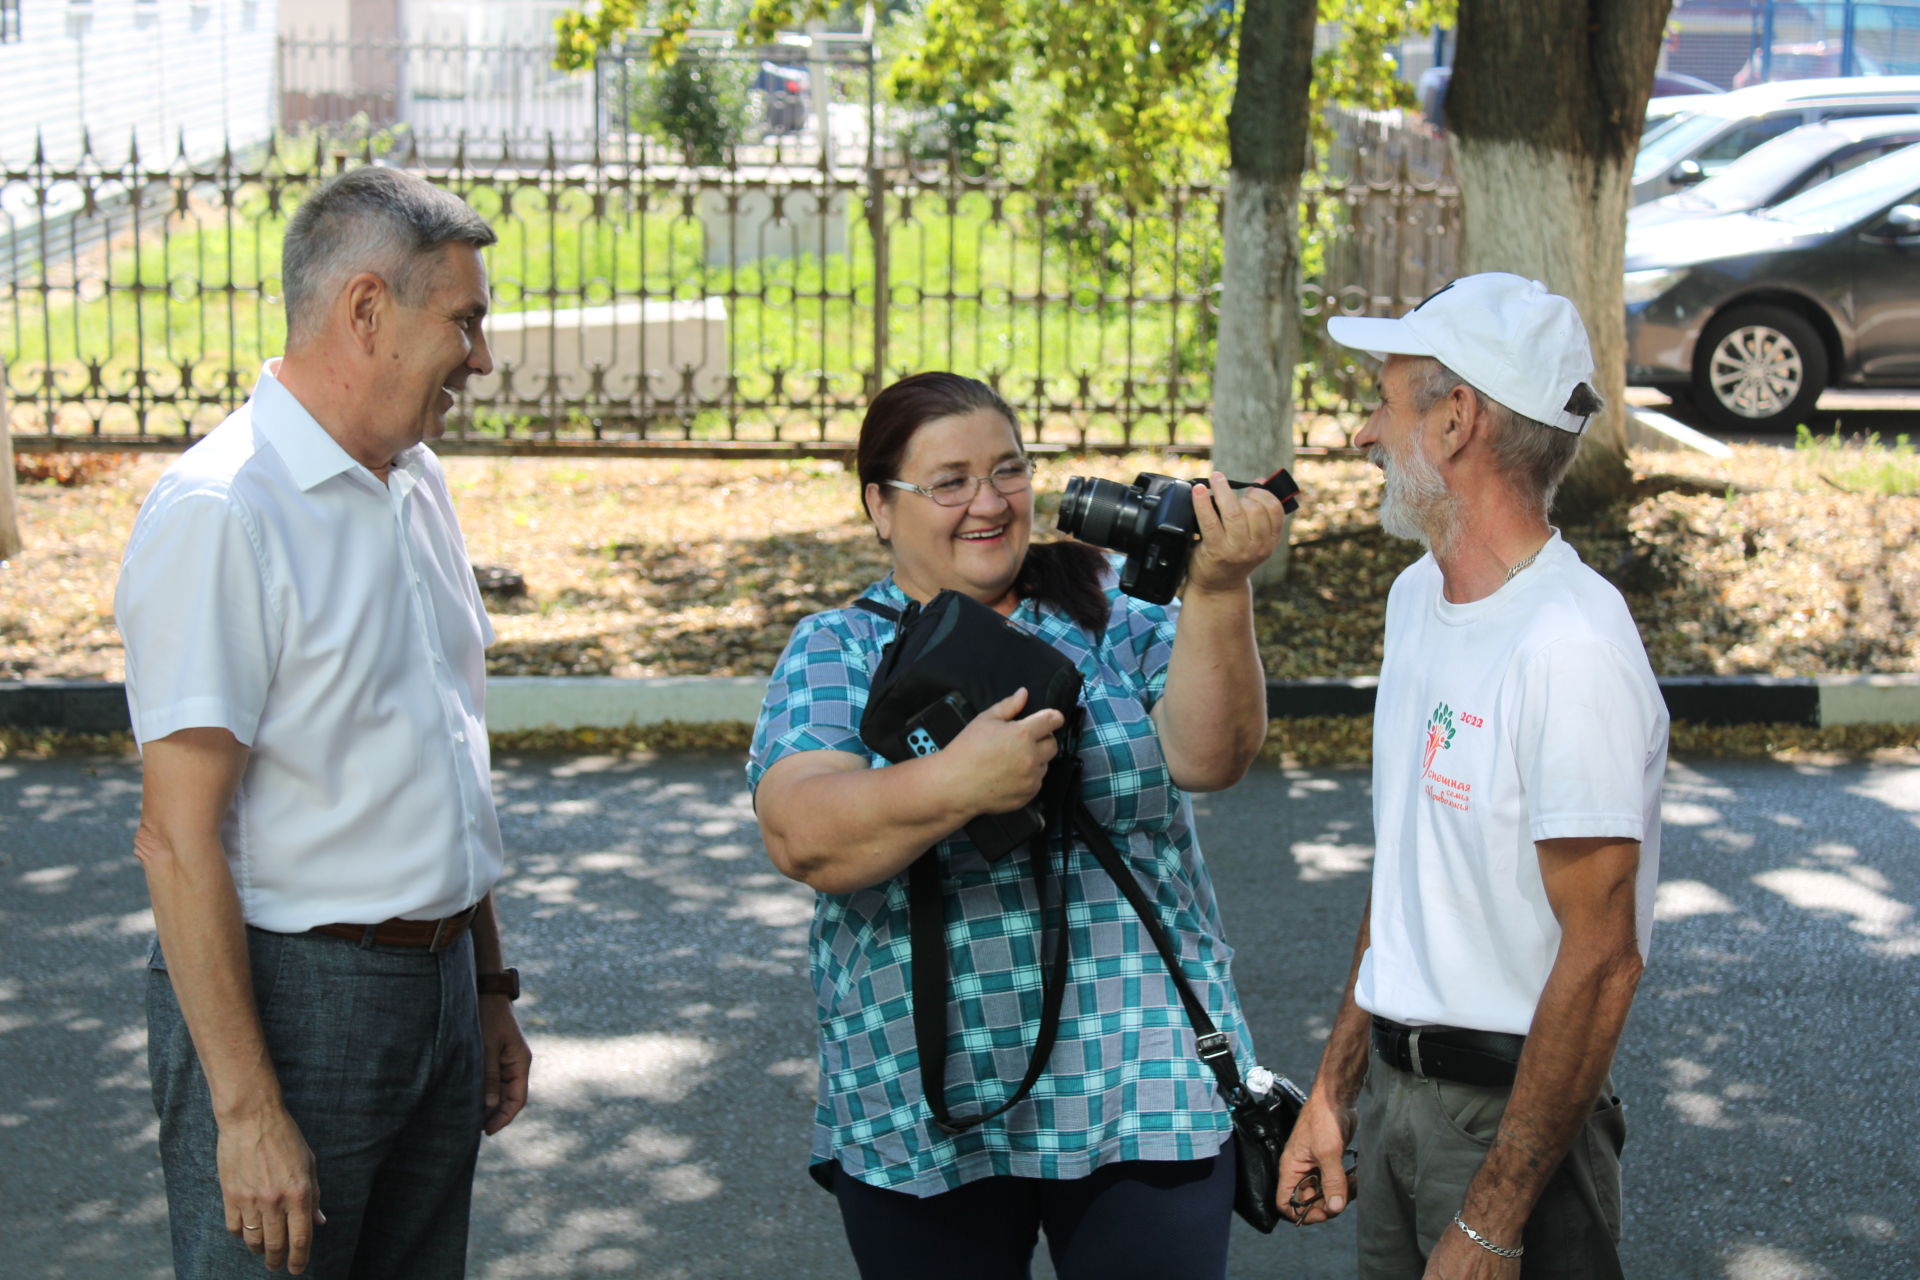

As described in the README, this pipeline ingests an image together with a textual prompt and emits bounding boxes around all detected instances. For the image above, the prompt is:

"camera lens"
[1056,476,1141,552]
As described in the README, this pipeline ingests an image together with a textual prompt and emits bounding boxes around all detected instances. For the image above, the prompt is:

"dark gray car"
[1625,143,1920,430]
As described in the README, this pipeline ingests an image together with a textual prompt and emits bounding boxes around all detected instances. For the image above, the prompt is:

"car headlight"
[1623,268,1686,306]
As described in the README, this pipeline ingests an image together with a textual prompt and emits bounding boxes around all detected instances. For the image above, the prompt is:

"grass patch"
[1795,424,1920,496]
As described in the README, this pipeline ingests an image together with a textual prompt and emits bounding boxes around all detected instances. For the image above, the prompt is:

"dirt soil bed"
[4,442,1917,685]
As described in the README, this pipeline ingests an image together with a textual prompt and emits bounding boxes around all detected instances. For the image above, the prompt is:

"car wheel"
[1691,304,1828,432]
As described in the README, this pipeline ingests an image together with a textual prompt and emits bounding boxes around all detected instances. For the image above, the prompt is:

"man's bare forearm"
[1277,892,1374,1224]
[1310,895,1375,1108]
[141,832,286,1118]
[134,730,287,1121]
[1454,933,1642,1240]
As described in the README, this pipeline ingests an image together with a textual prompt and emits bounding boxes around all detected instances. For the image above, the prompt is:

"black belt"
[1371,1017,1525,1088]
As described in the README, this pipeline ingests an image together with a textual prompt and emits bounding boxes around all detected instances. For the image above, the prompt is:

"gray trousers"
[1355,1047,1627,1280]
[147,927,485,1280]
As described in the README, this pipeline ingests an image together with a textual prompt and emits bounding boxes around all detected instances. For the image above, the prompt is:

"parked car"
[1624,142,1920,430]
[1631,75,1920,204]
[1631,113,1920,230]
[754,61,808,136]
[1645,92,1724,141]
[1416,67,1720,133]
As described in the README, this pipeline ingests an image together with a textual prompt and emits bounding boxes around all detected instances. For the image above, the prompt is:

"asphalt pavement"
[2,750,1916,1279]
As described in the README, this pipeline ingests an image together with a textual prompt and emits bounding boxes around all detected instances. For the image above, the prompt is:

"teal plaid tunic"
[747,569,1251,1197]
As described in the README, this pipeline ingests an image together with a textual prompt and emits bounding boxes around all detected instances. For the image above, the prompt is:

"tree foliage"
[556,1,1458,196]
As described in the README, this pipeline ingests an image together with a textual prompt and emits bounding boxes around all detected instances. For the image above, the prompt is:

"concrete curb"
[5,673,1917,734]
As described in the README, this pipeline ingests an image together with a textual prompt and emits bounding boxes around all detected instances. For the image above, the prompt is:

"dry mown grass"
[6,438,1916,687]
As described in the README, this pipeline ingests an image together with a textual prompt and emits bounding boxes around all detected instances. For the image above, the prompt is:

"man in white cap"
[1277,273,1668,1279]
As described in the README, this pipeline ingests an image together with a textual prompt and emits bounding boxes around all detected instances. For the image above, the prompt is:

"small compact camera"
[1055,469,1301,603]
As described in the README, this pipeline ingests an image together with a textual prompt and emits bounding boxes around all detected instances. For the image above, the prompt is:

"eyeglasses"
[881,459,1033,507]
[1286,1154,1360,1228]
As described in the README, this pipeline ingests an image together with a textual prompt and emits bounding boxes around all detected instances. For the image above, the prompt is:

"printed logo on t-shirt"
[1421,701,1475,812]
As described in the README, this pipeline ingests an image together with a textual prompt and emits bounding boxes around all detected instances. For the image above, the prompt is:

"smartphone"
[901,691,1042,861]
[903,691,972,758]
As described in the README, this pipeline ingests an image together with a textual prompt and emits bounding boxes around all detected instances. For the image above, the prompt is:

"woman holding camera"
[748,371,1289,1279]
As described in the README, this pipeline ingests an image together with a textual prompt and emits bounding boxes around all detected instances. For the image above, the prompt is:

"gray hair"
[282,167,496,346]
[1408,358,1590,516]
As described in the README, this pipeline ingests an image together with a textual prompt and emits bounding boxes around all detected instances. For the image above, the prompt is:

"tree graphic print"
[1423,703,1456,776]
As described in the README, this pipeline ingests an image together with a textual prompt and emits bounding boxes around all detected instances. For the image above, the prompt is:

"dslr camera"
[1055,469,1300,604]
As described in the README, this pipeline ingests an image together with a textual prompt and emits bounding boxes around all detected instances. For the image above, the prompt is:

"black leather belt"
[1371,1017,1525,1088]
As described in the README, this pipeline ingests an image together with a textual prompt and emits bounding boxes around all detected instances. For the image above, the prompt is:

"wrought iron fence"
[1,124,1457,456]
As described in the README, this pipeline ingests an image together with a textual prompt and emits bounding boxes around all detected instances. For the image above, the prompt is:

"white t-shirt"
[115,363,504,933]
[1354,532,1668,1037]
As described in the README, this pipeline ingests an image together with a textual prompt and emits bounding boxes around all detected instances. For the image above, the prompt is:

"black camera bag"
[855,589,1083,858]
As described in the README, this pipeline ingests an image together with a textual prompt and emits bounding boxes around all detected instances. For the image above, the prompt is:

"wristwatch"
[477,968,521,1001]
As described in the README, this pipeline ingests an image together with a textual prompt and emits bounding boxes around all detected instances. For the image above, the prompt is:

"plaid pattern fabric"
[748,569,1250,1197]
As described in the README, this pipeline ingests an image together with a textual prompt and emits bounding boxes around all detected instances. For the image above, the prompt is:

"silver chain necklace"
[1503,547,1543,584]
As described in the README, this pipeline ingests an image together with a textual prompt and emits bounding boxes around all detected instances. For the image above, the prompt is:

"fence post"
[1760,0,1777,83]
[867,163,889,396]
[0,358,20,562]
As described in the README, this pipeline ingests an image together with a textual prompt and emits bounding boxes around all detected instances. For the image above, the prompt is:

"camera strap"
[852,595,1074,1136]
[1061,792,1253,1106]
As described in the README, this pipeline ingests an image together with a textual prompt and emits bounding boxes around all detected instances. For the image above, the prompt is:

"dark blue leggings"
[831,1146,1237,1280]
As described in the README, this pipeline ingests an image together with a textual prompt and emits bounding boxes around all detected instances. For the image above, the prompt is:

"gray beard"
[1372,441,1462,555]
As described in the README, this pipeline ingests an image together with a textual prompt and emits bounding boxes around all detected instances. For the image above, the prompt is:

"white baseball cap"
[1326,273,1599,435]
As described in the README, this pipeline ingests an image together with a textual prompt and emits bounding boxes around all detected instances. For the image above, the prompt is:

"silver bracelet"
[1452,1213,1524,1259]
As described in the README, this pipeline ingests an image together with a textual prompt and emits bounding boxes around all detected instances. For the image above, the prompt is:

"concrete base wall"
[470,298,729,407]
[697,186,850,266]
[486,675,768,732]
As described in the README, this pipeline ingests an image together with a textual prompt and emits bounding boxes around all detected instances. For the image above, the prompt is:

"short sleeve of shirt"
[116,490,279,746]
[1514,635,1657,844]
[1118,593,1179,707]
[747,612,875,790]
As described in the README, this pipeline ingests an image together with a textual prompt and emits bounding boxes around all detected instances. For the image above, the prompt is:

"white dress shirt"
[116,363,505,932]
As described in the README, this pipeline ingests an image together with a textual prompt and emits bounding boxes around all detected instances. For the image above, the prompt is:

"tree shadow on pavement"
[0,757,170,1280]
[1615,755,1920,1280]
[3,752,1915,1279]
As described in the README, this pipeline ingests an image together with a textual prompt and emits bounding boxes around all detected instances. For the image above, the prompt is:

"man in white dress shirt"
[1277,274,1668,1279]
[116,166,530,1278]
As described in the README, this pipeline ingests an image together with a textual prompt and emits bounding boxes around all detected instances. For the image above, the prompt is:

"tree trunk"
[1447,0,1672,522]
[1211,0,1317,587]
[0,360,19,562]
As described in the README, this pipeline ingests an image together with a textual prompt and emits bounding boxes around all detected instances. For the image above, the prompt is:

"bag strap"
[862,588,1073,1134]
[851,596,904,623]
[1064,795,1252,1107]
[910,815,1072,1134]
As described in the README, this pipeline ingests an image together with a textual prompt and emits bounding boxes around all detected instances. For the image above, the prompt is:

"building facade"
[0,0,279,166]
